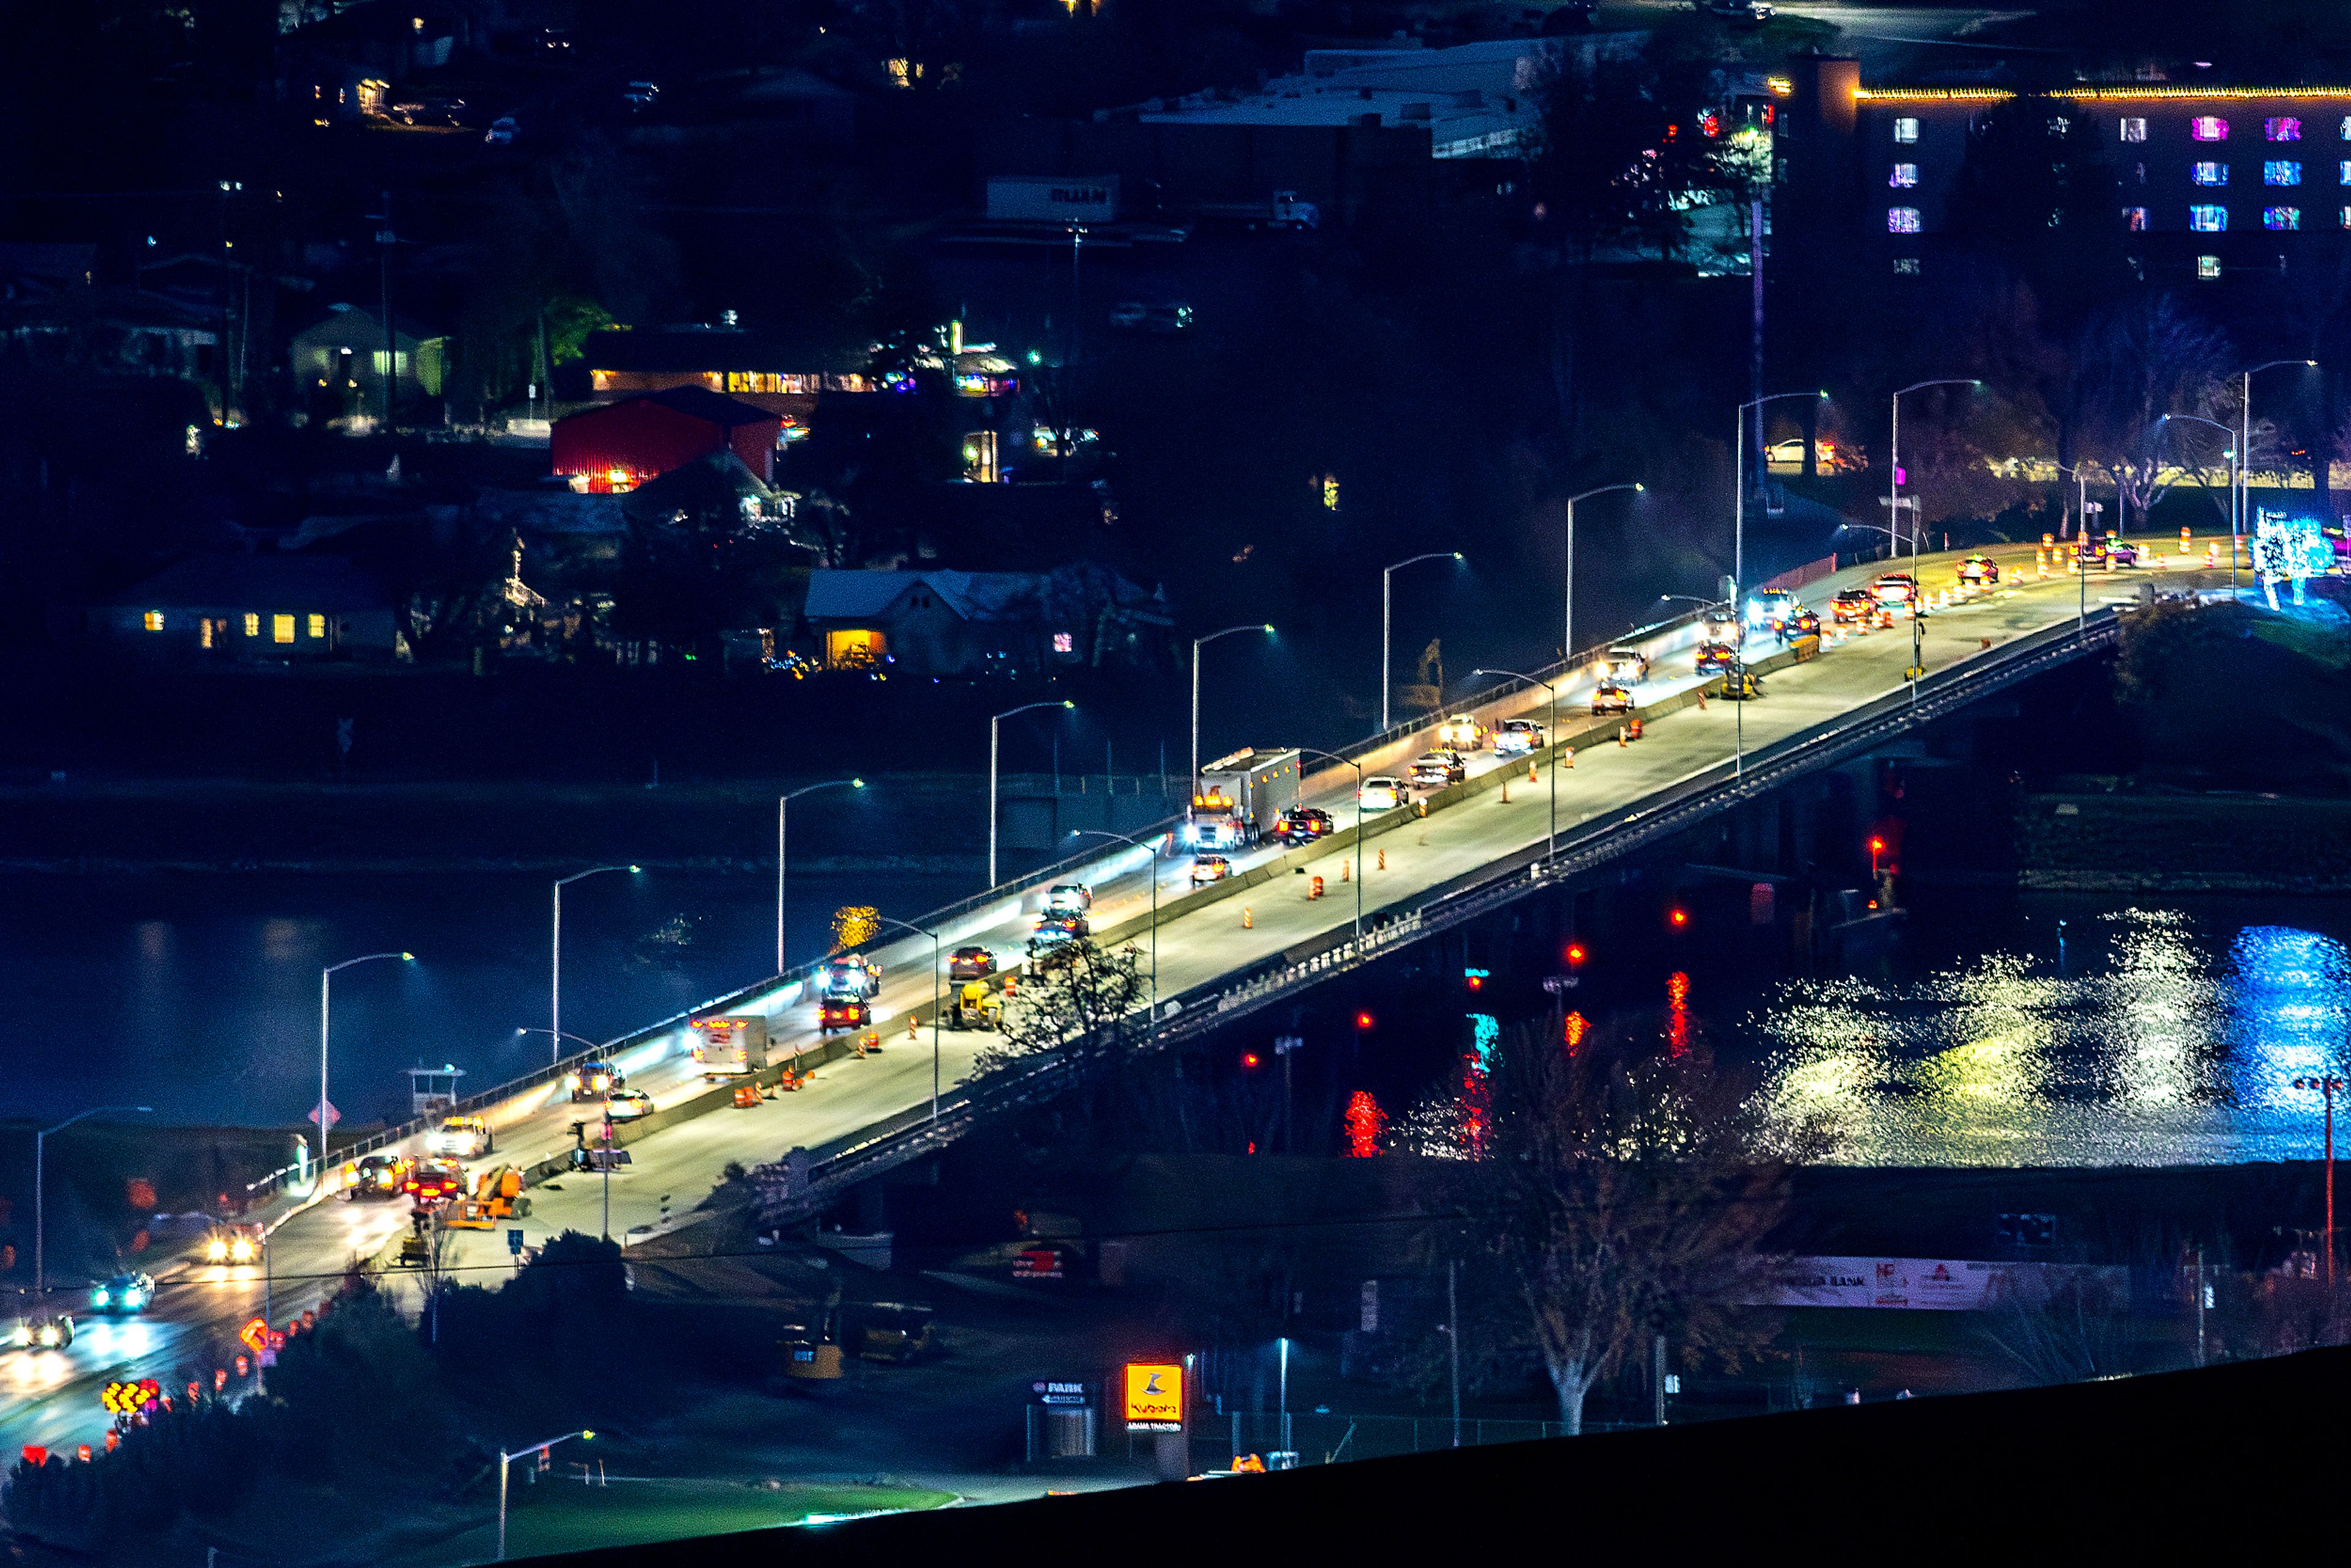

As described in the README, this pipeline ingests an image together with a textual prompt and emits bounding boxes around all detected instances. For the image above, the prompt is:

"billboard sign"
[1122,1362,1184,1431]
[1761,1256,2125,1311]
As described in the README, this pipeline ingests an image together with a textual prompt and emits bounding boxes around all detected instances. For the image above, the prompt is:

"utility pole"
[367,190,397,432]
[1446,1257,1462,1448]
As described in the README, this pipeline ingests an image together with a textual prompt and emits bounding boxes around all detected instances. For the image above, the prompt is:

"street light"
[1889,379,1979,700]
[1290,748,1365,943]
[2050,460,2110,629]
[2158,414,2240,598]
[989,701,1074,889]
[1562,485,1641,668]
[2293,1075,2343,1293]
[2237,359,2315,568]
[1473,669,1560,861]
[1734,391,1828,775]
[35,1105,150,1297]
[1379,555,1460,732]
[498,1430,594,1561]
[552,866,639,1065]
[321,951,412,1187]
[778,778,864,973]
[1192,625,1275,785]
[1656,593,1712,610]
[1068,828,1166,1010]
[869,916,943,1122]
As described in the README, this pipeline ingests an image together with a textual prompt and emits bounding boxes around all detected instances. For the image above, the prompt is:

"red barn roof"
[553,388,780,488]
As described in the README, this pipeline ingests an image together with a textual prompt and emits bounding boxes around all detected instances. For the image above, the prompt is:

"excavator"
[441,1164,533,1229]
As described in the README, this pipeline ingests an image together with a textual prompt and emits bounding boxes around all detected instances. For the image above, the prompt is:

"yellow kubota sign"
[1123,1362,1184,1431]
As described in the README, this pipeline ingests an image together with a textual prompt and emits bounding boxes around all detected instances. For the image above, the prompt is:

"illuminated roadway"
[0,538,2208,1456]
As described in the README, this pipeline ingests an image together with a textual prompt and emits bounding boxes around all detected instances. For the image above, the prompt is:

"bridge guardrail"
[756,608,2123,1215]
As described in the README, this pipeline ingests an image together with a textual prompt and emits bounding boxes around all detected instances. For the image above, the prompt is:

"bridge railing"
[758,608,2124,1212]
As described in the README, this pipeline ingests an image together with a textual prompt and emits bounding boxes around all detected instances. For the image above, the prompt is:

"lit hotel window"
[307,613,327,639]
[2198,256,2222,279]
[244,613,260,637]
[2267,116,2303,141]
[2124,207,2148,231]
[2266,160,2302,186]
[2340,161,2351,184]
[2189,204,2228,232]
[273,614,296,644]
[2118,117,2147,143]
[1889,163,1918,188]
[1892,117,1918,143]
[1052,632,1075,655]
[2192,162,2228,186]
[2265,206,2301,230]
[1893,258,1920,275]
[2192,116,2229,142]
[143,611,165,632]
[1888,207,1921,233]
[2047,116,2070,137]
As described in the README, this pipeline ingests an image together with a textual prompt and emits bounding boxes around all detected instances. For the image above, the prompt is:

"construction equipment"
[851,1302,936,1364]
[780,1291,847,1379]
[691,1014,770,1078]
[944,977,1005,1032]
[442,1165,531,1230]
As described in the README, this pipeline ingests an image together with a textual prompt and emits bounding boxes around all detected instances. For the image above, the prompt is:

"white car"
[426,1116,492,1158]
[1357,776,1404,811]
[1044,884,1092,917]
[602,1089,654,1120]
[1494,719,1546,756]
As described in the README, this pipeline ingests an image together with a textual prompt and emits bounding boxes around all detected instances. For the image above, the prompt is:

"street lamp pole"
[989,700,1074,890]
[2159,413,2240,599]
[1191,625,1275,786]
[1292,748,1365,943]
[1379,555,1458,732]
[1068,830,1163,1009]
[778,779,863,973]
[1473,670,1559,861]
[1734,391,1827,775]
[321,951,411,1190]
[34,1105,149,1297]
[1561,485,1641,669]
[553,866,637,1066]
[871,917,943,1121]
[498,1430,594,1561]
[1889,379,1977,702]
[2052,462,2101,631]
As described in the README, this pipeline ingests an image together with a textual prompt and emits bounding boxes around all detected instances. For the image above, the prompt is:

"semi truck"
[1183,748,1302,852]
[691,1014,770,1078]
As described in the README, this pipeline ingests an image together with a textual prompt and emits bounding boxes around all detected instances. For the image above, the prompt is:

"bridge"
[0,536,2197,1458]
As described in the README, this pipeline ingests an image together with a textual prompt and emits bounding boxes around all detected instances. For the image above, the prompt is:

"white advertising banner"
[1761,1256,2122,1311]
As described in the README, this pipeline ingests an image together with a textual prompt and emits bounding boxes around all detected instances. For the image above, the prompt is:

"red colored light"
[1240,1051,1261,1070]
[1354,1010,1375,1031]
[1466,975,1483,991]
[1669,908,1689,928]
[1562,1011,1588,1052]
[1869,836,1886,854]
[1344,1090,1386,1157]
[1565,942,1586,967]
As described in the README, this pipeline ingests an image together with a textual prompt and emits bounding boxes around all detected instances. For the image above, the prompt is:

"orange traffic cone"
[1243,906,1253,928]
[1377,849,1387,871]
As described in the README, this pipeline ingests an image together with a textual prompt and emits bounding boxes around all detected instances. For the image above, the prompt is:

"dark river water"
[6,871,2348,1167]
[0,869,962,1128]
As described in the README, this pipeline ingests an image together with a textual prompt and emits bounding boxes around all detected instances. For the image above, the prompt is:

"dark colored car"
[819,997,870,1035]
[948,945,997,981]
[563,1062,624,1101]
[1777,607,1821,643]
[1959,553,2001,585]
[403,1158,467,1206]
[1696,642,1737,673]
[89,1272,154,1314]
[342,1153,411,1200]
[1272,807,1335,844]
[1831,588,1874,624]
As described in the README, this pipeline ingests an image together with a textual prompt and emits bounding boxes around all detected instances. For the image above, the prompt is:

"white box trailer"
[1185,747,1302,851]
[690,1014,770,1078]
[986,175,1121,223]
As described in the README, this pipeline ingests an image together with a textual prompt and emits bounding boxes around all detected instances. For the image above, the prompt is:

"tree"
[1483,1010,1809,1433]
[980,936,1148,1084]
[2073,293,2234,529]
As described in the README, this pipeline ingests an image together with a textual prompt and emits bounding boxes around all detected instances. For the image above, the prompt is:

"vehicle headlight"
[92,1291,108,1307]
[10,1326,29,1346]
[39,1326,58,1345]
[207,1242,227,1261]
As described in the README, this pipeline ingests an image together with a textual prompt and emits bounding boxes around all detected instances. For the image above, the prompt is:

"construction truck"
[443,1165,533,1229]
[850,1302,937,1364]
[691,1014,769,1078]
[943,977,1005,1032]
[1183,747,1301,852]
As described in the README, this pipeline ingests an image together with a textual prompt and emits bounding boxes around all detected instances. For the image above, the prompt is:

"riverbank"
[2013,791,2351,892]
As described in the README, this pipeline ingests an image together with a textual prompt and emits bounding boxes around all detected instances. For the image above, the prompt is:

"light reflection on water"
[1752,909,2351,1166]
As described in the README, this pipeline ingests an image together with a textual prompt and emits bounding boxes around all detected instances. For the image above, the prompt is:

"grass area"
[407,1478,955,1565]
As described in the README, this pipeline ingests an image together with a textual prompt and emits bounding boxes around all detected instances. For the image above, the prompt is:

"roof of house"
[289,302,442,351]
[585,325,871,377]
[802,566,1159,625]
[563,385,781,432]
[108,552,392,612]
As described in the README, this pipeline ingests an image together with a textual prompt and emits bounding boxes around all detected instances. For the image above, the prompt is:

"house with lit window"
[799,565,1171,677]
[94,553,403,663]
[1776,59,2351,291]
[290,303,448,415]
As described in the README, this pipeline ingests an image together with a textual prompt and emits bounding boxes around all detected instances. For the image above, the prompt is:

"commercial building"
[1777,59,2351,292]
[552,386,782,492]
[582,323,877,427]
